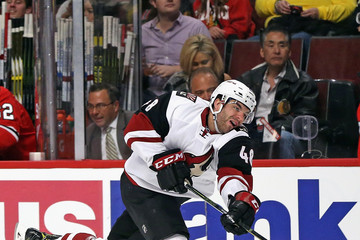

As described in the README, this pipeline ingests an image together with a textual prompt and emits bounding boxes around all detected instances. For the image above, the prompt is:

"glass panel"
[0,0,141,160]
[33,0,58,159]
[53,0,140,159]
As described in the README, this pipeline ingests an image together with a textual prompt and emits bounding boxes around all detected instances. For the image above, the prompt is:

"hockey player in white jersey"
[20,80,261,240]
[108,79,261,240]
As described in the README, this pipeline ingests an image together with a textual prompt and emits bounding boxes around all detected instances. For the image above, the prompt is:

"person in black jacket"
[237,25,318,159]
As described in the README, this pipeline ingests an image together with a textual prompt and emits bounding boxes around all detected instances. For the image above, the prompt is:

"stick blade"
[14,222,27,240]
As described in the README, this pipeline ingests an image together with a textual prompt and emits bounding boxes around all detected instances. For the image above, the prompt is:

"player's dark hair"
[260,24,292,48]
[89,83,121,102]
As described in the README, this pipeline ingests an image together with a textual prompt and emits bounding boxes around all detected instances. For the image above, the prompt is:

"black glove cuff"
[234,191,261,213]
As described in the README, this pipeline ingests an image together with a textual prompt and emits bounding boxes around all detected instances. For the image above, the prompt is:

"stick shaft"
[184,183,267,240]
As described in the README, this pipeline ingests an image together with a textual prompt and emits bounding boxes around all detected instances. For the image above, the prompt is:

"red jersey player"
[0,86,36,160]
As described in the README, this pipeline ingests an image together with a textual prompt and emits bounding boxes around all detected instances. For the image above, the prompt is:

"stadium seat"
[228,38,303,78]
[213,39,226,63]
[313,79,360,158]
[306,36,360,83]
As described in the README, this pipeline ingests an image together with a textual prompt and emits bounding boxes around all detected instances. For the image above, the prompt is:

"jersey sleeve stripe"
[124,129,162,148]
[124,112,156,135]
[124,111,164,149]
[217,167,253,193]
[0,125,19,141]
[219,175,250,192]
[126,137,163,148]
[219,178,249,206]
[184,148,214,164]
[124,129,161,141]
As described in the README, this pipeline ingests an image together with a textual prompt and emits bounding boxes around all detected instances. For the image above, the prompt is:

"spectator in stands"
[193,0,256,40]
[255,0,356,36]
[189,67,221,101]
[56,0,94,22]
[6,0,32,19]
[164,34,230,93]
[86,83,133,160]
[327,0,360,35]
[237,25,318,159]
[354,0,360,33]
[142,0,211,103]
[143,0,195,21]
[253,0,356,67]
[249,0,266,35]
[0,86,36,160]
[180,0,194,16]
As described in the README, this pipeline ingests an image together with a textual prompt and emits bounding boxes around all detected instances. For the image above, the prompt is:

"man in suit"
[86,83,133,160]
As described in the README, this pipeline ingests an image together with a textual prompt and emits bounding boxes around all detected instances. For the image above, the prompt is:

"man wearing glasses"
[86,83,133,160]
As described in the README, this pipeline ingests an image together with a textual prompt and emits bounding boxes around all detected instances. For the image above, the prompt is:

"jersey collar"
[201,107,217,134]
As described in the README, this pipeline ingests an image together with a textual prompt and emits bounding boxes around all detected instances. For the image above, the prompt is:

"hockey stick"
[184,182,268,240]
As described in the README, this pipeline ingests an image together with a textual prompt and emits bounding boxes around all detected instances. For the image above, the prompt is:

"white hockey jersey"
[124,91,254,205]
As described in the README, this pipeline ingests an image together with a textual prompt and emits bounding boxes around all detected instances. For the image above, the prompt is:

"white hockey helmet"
[209,80,256,124]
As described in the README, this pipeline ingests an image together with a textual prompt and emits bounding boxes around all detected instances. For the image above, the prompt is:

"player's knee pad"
[163,233,188,240]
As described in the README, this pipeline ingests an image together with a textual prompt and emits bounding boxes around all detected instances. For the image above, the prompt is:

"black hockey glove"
[221,191,261,235]
[151,149,192,194]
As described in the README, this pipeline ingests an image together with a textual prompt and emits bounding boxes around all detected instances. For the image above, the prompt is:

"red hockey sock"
[61,233,97,240]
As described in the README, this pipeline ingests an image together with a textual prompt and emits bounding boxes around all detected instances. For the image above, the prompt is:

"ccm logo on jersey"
[153,151,186,170]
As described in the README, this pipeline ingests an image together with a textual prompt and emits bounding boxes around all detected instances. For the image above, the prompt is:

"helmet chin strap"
[212,102,225,134]
[213,113,221,134]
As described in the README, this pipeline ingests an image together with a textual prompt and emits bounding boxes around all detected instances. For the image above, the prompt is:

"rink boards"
[0,159,359,240]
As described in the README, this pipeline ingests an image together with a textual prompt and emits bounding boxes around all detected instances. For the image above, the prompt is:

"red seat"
[228,38,303,78]
[213,39,226,63]
[306,37,360,83]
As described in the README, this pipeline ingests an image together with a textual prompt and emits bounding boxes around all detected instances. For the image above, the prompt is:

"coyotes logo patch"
[176,91,197,102]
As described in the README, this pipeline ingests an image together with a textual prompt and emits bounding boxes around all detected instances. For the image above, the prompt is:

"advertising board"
[0,165,359,240]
